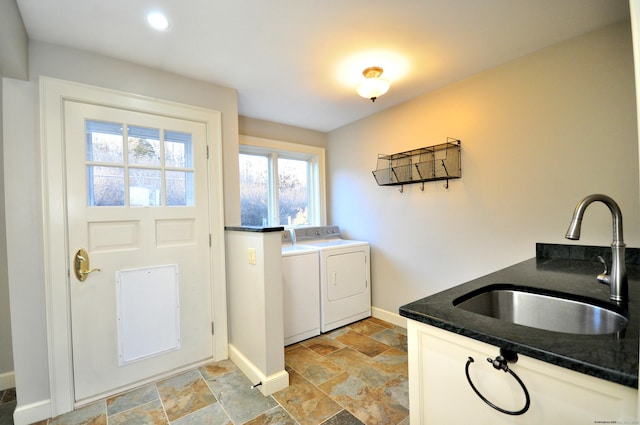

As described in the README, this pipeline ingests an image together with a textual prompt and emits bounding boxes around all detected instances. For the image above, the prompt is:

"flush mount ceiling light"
[356,66,390,102]
[147,12,169,31]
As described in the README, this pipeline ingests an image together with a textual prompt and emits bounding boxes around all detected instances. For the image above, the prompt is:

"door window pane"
[88,165,125,206]
[86,120,197,208]
[129,168,162,206]
[86,121,123,163]
[128,126,161,166]
[166,171,194,206]
[239,154,269,226]
[278,158,308,226]
[165,131,193,168]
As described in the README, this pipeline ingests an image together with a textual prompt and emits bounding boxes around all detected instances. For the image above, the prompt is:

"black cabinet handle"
[465,356,531,415]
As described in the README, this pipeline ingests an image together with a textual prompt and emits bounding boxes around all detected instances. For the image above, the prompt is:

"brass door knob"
[74,248,101,282]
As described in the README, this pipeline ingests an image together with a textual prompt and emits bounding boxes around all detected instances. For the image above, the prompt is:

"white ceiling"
[16,0,630,132]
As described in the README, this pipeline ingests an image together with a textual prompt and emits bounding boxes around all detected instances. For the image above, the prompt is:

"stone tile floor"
[0,388,16,425]
[4,317,409,425]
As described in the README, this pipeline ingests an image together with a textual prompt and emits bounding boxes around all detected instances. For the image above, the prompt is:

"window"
[86,120,194,207]
[239,136,325,227]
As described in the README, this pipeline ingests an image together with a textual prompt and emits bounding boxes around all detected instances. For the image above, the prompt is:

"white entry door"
[64,100,214,403]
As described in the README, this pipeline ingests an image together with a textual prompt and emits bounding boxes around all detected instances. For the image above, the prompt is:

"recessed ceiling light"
[147,12,169,31]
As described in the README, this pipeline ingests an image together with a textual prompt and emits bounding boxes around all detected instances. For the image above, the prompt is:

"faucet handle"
[596,256,610,285]
[597,256,608,273]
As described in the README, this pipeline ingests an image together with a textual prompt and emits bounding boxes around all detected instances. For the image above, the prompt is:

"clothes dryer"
[294,227,371,333]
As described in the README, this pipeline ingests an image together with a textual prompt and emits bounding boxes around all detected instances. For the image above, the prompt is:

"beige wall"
[0,80,13,390]
[239,116,328,148]
[0,0,25,393]
[0,0,28,80]
[327,21,640,315]
[3,79,48,415]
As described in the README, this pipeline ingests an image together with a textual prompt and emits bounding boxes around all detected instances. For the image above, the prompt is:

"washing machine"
[294,226,371,333]
[281,230,320,345]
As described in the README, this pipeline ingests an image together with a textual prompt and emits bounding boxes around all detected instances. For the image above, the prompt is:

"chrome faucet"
[565,194,628,303]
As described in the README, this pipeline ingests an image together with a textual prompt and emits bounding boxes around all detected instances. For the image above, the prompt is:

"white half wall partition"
[224,227,288,396]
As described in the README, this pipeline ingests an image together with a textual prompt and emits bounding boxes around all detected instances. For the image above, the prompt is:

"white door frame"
[39,77,228,416]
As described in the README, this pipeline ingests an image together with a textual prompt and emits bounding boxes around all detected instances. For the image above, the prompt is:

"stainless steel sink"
[453,286,628,335]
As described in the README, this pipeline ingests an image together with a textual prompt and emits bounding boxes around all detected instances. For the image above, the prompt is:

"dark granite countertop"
[224,226,284,233]
[399,243,640,388]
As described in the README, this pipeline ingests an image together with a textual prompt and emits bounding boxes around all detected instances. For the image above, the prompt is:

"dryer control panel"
[294,226,340,243]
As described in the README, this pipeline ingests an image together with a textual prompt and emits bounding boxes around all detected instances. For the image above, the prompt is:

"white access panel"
[320,245,371,333]
[116,265,181,365]
[282,248,320,345]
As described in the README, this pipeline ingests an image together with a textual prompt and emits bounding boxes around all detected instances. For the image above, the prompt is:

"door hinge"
[209,234,212,247]
[211,322,215,335]
[206,145,210,159]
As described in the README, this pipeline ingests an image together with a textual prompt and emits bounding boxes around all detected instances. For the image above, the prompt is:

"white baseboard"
[228,344,289,397]
[12,399,51,425]
[0,371,15,391]
[372,306,407,329]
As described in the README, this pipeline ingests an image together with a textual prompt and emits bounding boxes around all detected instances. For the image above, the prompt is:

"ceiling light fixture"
[356,66,390,102]
[147,12,169,31]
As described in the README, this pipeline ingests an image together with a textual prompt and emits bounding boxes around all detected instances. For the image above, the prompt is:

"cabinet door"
[408,321,637,424]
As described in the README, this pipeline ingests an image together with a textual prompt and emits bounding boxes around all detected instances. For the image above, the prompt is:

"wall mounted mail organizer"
[372,138,461,192]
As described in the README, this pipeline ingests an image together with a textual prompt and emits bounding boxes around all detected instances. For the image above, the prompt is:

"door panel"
[64,101,213,403]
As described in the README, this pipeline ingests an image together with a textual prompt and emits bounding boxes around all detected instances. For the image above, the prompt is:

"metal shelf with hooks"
[372,138,461,192]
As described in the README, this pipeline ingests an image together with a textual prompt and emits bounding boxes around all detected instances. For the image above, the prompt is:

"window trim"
[239,135,326,227]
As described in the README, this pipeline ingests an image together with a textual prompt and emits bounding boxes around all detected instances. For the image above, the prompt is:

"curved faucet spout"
[565,194,627,303]
[565,194,624,244]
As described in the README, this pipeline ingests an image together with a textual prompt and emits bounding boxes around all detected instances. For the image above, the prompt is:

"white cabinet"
[408,320,637,424]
